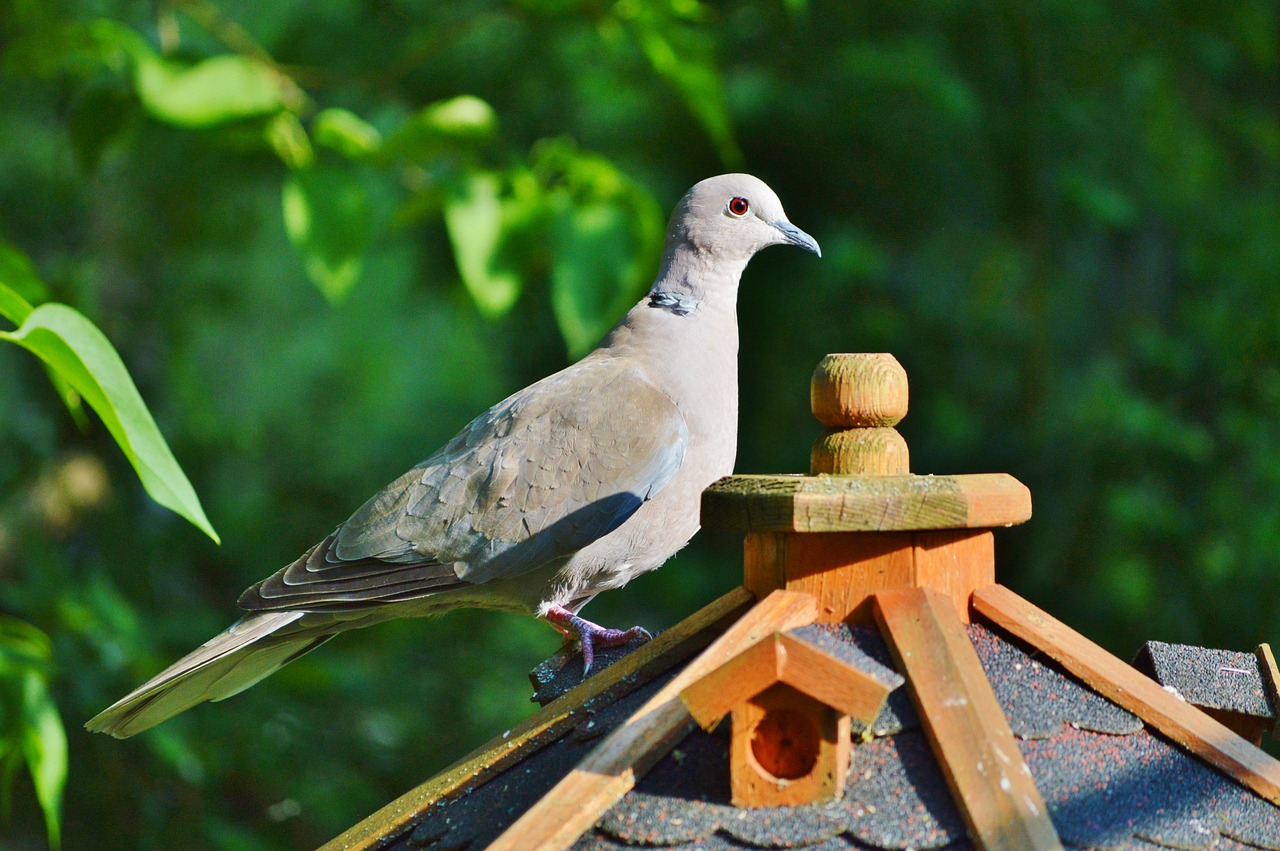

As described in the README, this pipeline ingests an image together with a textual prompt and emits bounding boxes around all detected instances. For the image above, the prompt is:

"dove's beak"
[773,221,821,257]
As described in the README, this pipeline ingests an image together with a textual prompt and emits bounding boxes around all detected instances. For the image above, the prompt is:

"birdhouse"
[324,354,1280,851]
[678,625,895,806]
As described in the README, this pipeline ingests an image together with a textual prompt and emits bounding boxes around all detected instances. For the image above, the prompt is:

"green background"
[3,0,1279,847]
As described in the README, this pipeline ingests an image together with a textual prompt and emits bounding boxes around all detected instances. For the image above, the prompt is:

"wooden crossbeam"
[973,584,1280,806]
[874,587,1062,851]
[679,631,891,729]
[318,586,755,851]
[485,589,819,851]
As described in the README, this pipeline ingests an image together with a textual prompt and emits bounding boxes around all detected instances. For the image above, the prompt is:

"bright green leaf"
[380,95,497,162]
[265,112,313,169]
[0,304,220,543]
[282,166,372,302]
[313,108,382,159]
[0,257,87,428]
[539,148,664,357]
[442,171,540,318]
[0,244,46,315]
[20,672,65,849]
[134,53,285,129]
[0,280,35,328]
[620,5,742,167]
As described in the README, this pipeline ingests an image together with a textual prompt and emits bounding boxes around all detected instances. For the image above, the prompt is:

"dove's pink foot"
[544,605,652,675]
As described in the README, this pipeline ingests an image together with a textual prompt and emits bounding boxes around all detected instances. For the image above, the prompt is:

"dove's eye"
[727,197,750,217]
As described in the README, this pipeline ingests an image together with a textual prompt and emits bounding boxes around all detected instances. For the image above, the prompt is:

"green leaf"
[265,111,314,169]
[134,53,286,129]
[0,244,46,317]
[0,304,220,543]
[20,672,65,849]
[539,150,664,357]
[380,95,497,162]
[619,2,743,167]
[442,170,540,318]
[282,166,372,302]
[0,280,35,328]
[313,108,382,160]
[0,257,88,428]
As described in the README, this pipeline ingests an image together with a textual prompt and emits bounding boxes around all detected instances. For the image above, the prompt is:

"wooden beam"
[680,635,780,729]
[1255,643,1280,739]
[702,472,1032,533]
[318,586,755,851]
[973,584,1280,806]
[486,589,819,851]
[679,631,892,729]
[875,587,1061,851]
[776,632,891,722]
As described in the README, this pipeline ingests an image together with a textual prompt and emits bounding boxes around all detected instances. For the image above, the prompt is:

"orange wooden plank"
[318,586,754,851]
[875,587,1061,851]
[973,584,1280,806]
[777,632,891,723]
[485,589,819,851]
[680,635,779,729]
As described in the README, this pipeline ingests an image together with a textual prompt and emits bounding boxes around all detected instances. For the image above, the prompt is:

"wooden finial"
[811,353,909,475]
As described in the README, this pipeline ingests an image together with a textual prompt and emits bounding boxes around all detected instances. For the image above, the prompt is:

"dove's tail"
[86,611,333,739]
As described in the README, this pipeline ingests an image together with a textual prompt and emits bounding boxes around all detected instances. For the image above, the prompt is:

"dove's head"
[666,173,821,264]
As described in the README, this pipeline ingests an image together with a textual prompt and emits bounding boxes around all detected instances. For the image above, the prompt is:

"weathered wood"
[318,586,755,851]
[811,427,910,475]
[1256,643,1280,739]
[912,530,995,625]
[731,684,850,807]
[486,590,819,851]
[875,587,1062,851]
[811,353,908,429]
[973,584,1280,806]
[679,631,891,728]
[702,473,1032,533]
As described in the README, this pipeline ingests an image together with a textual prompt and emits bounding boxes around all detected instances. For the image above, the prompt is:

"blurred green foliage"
[1,0,1279,847]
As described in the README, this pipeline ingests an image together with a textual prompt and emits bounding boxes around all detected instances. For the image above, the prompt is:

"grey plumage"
[87,173,819,738]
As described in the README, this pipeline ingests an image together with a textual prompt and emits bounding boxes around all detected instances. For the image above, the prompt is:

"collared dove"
[87,173,820,738]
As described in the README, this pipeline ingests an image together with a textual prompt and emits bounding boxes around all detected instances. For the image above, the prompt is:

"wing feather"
[239,358,687,611]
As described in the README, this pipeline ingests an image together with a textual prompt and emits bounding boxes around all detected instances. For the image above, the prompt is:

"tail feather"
[86,611,331,738]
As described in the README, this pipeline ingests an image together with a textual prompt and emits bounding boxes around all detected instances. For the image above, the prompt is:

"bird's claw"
[544,606,651,675]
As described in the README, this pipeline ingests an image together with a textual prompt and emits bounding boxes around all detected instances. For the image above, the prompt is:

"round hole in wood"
[750,707,819,780]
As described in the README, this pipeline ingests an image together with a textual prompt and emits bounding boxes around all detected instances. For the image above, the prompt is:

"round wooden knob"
[811,353,908,429]
[811,428,910,475]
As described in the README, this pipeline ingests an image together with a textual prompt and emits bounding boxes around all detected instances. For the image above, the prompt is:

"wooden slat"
[680,635,779,729]
[1255,643,1280,739]
[680,631,892,728]
[486,589,819,851]
[318,586,755,851]
[973,584,1280,806]
[875,587,1062,851]
[702,472,1032,533]
[777,632,891,722]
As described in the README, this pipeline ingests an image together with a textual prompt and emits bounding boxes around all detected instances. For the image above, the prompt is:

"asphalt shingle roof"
[385,618,1280,851]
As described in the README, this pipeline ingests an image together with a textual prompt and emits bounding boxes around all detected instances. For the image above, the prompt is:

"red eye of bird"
[728,196,750,217]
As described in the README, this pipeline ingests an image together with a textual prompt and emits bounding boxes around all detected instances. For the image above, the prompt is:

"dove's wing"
[239,358,688,611]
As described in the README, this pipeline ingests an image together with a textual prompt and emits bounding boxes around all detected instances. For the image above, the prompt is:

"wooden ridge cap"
[679,631,892,729]
[701,472,1032,533]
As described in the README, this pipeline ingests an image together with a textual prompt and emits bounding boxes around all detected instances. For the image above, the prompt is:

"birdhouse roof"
[323,588,1280,851]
